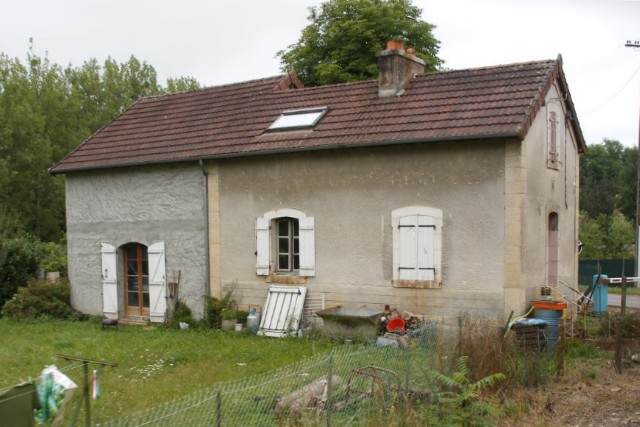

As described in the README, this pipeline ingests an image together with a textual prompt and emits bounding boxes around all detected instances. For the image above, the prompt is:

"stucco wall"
[520,85,580,310]
[65,163,208,318]
[214,142,508,318]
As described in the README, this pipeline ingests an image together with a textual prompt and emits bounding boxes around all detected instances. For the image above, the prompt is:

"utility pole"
[626,40,640,277]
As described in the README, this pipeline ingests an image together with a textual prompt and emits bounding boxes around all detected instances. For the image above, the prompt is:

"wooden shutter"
[256,217,270,275]
[548,111,558,167]
[399,215,435,280]
[101,243,118,318]
[417,215,435,280]
[298,216,315,277]
[148,242,166,323]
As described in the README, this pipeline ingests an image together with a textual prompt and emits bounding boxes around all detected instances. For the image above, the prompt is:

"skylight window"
[267,107,328,131]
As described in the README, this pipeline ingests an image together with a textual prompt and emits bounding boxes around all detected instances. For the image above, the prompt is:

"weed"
[581,368,597,380]
[170,299,193,327]
[426,356,506,426]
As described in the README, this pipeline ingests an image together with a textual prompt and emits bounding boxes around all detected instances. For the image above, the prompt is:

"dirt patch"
[503,355,640,426]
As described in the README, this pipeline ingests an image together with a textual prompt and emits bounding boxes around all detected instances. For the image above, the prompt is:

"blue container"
[592,274,608,314]
[534,307,563,350]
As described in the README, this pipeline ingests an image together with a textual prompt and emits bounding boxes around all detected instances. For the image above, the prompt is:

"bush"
[1,279,85,320]
[39,240,67,274]
[0,235,42,310]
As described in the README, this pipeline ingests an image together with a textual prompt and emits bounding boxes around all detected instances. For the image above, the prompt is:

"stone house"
[50,42,586,324]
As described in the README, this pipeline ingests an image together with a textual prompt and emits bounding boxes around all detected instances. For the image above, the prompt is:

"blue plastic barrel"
[533,301,566,351]
[592,274,608,315]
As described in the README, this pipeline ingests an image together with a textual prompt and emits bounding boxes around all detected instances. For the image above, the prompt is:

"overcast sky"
[0,0,639,147]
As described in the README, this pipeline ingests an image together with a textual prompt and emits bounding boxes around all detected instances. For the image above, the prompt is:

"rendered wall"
[65,163,208,318]
[213,142,508,319]
[517,85,580,314]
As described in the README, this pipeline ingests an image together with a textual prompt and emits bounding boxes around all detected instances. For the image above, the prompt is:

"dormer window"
[267,107,328,132]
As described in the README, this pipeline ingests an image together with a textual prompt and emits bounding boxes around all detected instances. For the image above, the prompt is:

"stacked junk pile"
[315,304,431,348]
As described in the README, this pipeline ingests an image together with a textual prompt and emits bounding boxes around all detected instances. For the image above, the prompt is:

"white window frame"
[256,208,315,278]
[267,107,329,132]
[392,206,443,288]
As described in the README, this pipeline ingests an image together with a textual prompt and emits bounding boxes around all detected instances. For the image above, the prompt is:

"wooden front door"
[123,243,149,317]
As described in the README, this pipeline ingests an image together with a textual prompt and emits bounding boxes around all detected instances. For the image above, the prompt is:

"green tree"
[0,46,200,242]
[580,139,636,219]
[277,0,442,86]
[579,212,634,259]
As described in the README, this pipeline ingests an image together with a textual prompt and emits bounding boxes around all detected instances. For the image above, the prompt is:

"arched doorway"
[547,213,559,286]
[123,242,150,317]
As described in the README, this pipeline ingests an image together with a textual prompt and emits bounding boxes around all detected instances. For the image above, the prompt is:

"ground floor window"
[276,217,300,272]
[256,208,315,277]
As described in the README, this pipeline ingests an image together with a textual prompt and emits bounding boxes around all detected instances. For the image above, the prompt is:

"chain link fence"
[96,320,449,426]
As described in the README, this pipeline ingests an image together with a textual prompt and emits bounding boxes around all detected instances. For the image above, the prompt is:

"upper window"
[392,206,443,288]
[267,107,328,132]
[256,209,315,277]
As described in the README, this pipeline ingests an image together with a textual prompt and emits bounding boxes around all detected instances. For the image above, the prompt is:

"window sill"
[266,275,307,285]
[393,280,442,289]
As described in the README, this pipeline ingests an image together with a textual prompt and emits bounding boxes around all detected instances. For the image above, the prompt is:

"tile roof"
[50,55,585,174]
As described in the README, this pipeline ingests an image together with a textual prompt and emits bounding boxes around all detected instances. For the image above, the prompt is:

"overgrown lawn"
[0,318,334,423]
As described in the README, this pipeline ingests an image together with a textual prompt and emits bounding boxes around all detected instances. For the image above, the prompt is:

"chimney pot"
[386,38,404,51]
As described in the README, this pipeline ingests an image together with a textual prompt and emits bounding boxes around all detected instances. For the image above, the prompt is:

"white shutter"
[399,215,435,281]
[298,216,315,277]
[101,243,118,319]
[417,215,435,280]
[256,217,270,276]
[258,286,307,337]
[399,215,418,280]
[148,242,166,323]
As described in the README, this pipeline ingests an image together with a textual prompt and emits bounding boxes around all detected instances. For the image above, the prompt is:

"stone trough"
[315,306,384,339]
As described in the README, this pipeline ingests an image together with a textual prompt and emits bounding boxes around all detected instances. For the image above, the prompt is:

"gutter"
[199,159,211,297]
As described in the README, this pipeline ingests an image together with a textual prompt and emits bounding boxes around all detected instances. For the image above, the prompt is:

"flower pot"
[222,319,237,331]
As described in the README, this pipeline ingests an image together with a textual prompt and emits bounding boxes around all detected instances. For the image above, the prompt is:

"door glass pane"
[127,260,137,275]
[142,293,150,308]
[128,292,139,307]
[143,276,149,292]
[127,245,138,259]
[128,276,139,291]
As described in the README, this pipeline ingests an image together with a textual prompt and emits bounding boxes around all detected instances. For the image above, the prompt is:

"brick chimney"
[376,39,425,97]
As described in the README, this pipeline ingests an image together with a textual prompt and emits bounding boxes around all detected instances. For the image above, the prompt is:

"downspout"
[199,159,211,296]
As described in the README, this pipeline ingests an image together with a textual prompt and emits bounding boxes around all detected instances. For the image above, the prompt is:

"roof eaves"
[50,132,521,175]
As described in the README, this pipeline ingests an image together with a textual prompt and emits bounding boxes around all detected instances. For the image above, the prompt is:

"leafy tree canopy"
[580,138,637,220]
[277,0,442,86]
[0,45,200,242]
[579,212,635,260]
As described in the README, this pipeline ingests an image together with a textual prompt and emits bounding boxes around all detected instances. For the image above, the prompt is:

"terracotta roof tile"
[50,57,585,174]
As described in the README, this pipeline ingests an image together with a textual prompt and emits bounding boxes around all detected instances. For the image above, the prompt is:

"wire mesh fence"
[96,321,447,427]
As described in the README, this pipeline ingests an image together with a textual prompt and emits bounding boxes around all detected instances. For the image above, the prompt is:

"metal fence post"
[325,349,335,427]
[215,390,221,427]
